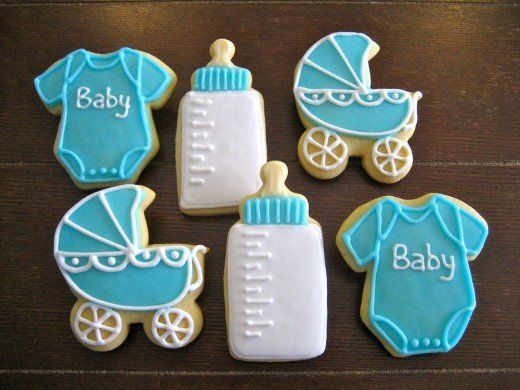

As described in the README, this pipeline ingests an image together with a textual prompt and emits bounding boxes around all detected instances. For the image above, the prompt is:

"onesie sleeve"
[34,57,68,107]
[459,208,488,257]
[436,195,488,258]
[140,54,173,102]
[342,204,380,268]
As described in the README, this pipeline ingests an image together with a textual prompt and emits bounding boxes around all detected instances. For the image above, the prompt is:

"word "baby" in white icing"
[392,243,455,282]
[76,87,130,119]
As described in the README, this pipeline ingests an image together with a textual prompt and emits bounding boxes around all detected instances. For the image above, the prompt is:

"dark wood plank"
[1,370,519,390]
[0,163,518,376]
[0,2,518,164]
[2,0,517,4]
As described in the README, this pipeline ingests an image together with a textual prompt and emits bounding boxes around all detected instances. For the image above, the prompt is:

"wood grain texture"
[0,1,519,388]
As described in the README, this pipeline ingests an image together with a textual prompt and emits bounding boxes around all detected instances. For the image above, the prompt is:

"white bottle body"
[179,91,267,210]
[226,223,327,361]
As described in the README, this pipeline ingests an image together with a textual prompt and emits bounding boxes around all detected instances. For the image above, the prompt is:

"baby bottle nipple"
[259,161,290,197]
[208,39,236,67]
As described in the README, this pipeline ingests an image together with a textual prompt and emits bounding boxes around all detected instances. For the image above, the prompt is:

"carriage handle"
[189,245,207,291]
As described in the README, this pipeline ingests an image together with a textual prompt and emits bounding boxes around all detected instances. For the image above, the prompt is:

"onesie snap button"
[100,167,108,174]
[88,169,96,176]
[422,338,430,346]
[432,338,441,347]
[411,339,419,348]
[110,168,118,175]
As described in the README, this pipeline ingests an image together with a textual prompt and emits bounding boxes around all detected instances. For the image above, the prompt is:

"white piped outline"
[54,185,207,311]
[293,32,419,138]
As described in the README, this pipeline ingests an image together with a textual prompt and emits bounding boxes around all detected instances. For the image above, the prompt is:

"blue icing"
[104,186,139,242]
[333,34,372,88]
[68,262,189,308]
[34,48,174,186]
[56,185,195,309]
[301,98,411,136]
[304,34,372,88]
[68,195,128,247]
[243,196,308,225]
[298,33,373,91]
[341,195,488,356]
[298,64,349,90]
[59,223,118,253]
[193,66,250,92]
[294,32,417,138]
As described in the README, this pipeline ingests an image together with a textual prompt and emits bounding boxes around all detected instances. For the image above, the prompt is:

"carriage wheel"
[371,137,413,178]
[73,302,122,347]
[151,308,194,349]
[302,128,348,171]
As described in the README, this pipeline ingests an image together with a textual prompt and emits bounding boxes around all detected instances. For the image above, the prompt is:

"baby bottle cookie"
[177,39,267,215]
[54,185,207,351]
[336,194,488,356]
[293,32,422,183]
[225,161,327,361]
[35,48,176,189]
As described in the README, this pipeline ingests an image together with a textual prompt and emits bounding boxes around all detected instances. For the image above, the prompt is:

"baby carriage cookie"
[35,48,176,189]
[54,185,207,351]
[336,194,488,356]
[225,161,327,361]
[294,32,422,183]
[176,39,267,215]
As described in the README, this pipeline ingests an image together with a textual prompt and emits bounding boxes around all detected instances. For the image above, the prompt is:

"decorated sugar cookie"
[177,39,267,215]
[293,32,422,183]
[54,185,207,351]
[336,194,488,356]
[225,161,327,361]
[35,48,176,189]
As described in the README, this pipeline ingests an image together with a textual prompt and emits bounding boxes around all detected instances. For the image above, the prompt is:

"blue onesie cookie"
[336,194,488,356]
[35,48,176,189]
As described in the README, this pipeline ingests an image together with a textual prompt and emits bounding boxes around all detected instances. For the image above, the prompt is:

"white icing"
[180,91,267,210]
[302,127,348,171]
[243,231,268,237]
[244,263,261,270]
[190,154,205,162]
[227,224,327,361]
[244,309,263,316]
[73,302,122,346]
[372,136,413,178]
[191,120,215,127]
[76,86,130,119]
[191,132,208,139]
[151,307,195,349]
[296,88,409,108]
[189,178,205,185]
[191,143,215,151]
[393,243,455,282]
[243,242,262,248]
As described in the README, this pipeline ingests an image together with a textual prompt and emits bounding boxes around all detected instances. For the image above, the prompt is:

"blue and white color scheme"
[54,185,207,350]
[35,48,175,188]
[54,185,204,311]
[294,32,418,138]
[337,194,488,357]
[294,32,422,182]
[226,161,327,361]
[178,39,267,214]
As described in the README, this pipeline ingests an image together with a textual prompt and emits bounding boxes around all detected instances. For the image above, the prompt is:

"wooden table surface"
[1,0,519,388]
